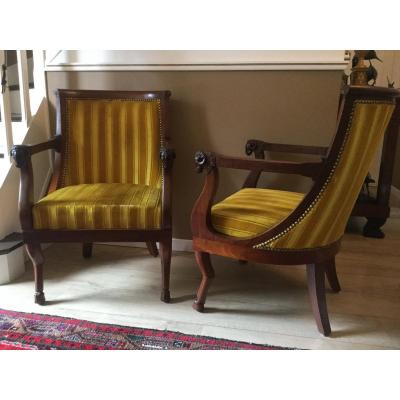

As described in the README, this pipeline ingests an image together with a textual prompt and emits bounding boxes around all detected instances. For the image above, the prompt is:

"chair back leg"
[25,243,46,305]
[324,258,341,292]
[82,243,93,259]
[193,251,215,312]
[146,241,159,257]
[160,237,172,303]
[306,263,331,336]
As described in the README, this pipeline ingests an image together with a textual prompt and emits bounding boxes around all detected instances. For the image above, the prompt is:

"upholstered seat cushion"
[211,188,304,239]
[33,183,161,230]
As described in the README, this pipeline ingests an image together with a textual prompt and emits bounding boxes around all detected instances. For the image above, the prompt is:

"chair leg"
[82,243,93,259]
[159,237,171,303]
[324,258,341,293]
[25,243,46,305]
[146,241,159,257]
[306,263,331,336]
[193,251,215,312]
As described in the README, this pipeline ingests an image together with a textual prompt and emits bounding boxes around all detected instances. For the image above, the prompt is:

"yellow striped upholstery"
[211,188,304,238]
[258,101,395,250]
[60,98,161,188]
[33,183,161,230]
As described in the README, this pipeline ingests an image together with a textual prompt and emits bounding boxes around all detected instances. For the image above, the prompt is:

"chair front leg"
[324,258,341,293]
[193,251,215,312]
[160,236,172,303]
[25,243,46,305]
[306,263,331,336]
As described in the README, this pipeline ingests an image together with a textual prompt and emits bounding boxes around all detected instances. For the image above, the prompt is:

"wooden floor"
[0,215,399,350]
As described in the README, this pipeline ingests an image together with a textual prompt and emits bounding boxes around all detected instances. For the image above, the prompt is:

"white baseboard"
[101,238,193,252]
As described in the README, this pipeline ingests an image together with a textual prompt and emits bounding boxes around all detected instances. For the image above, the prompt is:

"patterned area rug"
[0,309,291,350]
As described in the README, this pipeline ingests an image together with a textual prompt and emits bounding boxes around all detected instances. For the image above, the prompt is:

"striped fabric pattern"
[33,183,161,230]
[61,98,162,188]
[266,101,395,249]
[32,97,164,231]
[211,188,304,238]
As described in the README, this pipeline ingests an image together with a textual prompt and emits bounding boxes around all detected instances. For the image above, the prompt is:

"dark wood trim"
[160,147,176,230]
[11,136,61,159]
[243,140,266,188]
[246,139,328,157]
[243,139,327,188]
[192,237,341,265]
[48,92,63,193]
[10,136,61,231]
[22,229,171,243]
[56,89,171,103]
[195,151,322,178]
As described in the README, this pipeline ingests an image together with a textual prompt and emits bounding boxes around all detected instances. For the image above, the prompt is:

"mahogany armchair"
[191,86,400,336]
[11,90,175,305]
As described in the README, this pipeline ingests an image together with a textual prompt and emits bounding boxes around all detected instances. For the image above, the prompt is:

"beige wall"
[46,70,342,239]
[0,98,51,238]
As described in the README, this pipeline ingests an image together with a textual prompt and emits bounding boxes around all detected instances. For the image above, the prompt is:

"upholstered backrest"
[255,87,399,250]
[57,92,166,188]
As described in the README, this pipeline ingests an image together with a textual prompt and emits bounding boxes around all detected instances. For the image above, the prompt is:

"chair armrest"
[191,150,323,240]
[245,139,328,157]
[9,136,61,231]
[243,139,327,188]
[10,136,61,168]
[195,151,322,178]
[159,147,176,230]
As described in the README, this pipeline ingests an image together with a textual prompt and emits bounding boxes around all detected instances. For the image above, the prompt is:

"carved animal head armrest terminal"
[194,151,216,174]
[10,145,30,169]
[245,139,264,156]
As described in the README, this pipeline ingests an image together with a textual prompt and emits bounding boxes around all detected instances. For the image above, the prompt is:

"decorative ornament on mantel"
[350,50,382,86]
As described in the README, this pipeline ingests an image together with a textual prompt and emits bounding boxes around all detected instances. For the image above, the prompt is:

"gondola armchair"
[11,89,175,305]
[191,86,400,336]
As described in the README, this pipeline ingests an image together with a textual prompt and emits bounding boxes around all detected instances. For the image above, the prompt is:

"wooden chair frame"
[191,86,400,336]
[11,90,175,305]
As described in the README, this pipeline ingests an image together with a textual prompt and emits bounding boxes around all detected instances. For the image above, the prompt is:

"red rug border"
[0,308,297,350]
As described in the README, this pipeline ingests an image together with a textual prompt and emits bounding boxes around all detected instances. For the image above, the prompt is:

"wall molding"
[45,50,349,72]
